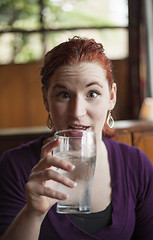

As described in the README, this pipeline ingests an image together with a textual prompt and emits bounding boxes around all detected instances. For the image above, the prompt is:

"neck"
[96,137,108,165]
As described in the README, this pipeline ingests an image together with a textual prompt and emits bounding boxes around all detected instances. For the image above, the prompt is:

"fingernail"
[71,165,76,170]
[68,164,75,171]
[73,182,77,187]
[66,194,70,199]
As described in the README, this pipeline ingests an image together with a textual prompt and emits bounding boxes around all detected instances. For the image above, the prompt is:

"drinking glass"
[53,129,96,214]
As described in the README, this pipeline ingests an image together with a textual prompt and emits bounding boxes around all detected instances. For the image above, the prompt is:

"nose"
[70,95,86,119]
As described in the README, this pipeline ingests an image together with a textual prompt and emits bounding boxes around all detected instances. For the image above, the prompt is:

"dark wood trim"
[0,26,128,35]
[128,0,141,118]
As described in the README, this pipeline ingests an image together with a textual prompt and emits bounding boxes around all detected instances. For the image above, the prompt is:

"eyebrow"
[52,84,67,90]
[86,82,103,88]
[52,81,103,90]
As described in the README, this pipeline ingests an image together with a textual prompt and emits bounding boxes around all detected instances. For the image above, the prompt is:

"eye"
[56,91,71,100]
[86,90,100,98]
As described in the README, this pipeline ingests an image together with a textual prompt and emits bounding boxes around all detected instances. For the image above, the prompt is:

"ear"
[109,83,117,111]
[41,87,50,112]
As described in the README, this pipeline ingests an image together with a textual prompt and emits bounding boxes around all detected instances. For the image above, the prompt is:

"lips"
[68,124,89,131]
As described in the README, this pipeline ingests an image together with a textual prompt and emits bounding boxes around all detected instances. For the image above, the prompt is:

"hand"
[25,138,76,217]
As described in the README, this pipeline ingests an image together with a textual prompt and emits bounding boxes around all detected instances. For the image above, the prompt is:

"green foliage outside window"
[0,0,128,64]
[0,0,40,30]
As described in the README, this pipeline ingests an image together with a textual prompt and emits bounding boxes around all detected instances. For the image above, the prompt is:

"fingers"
[27,167,77,202]
[27,138,76,203]
[41,138,60,158]
[32,154,75,173]
[29,153,76,202]
[42,186,67,200]
[29,169,76,188]
[26,181,67,201]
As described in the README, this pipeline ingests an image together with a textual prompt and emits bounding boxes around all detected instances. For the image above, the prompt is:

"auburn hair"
[41,36,114,90]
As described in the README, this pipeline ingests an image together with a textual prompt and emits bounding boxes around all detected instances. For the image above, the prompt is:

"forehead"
[50,62,107,85]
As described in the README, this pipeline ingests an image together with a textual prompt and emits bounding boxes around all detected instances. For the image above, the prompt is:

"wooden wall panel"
[0,62,47,128]
[112,59,131,120]
[0,59,129,129]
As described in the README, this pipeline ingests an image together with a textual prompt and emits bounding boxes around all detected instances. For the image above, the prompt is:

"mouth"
[68,124,90,131]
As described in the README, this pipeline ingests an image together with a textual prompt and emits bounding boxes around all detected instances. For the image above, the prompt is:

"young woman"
[0,36,153,240]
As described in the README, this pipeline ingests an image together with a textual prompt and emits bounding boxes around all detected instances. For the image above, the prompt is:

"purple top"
[0,137,153,240]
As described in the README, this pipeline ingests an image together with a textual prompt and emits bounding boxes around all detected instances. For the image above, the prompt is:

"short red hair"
[41,36,114,90]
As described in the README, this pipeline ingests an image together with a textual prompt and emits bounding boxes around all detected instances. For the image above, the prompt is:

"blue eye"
[87,90,100,98]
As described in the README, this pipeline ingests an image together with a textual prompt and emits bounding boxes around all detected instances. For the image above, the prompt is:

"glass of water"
[53,129,96,214]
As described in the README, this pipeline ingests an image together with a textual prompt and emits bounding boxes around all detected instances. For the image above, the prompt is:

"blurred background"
[0,0,153,128]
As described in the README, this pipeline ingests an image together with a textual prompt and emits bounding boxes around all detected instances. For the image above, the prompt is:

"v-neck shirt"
[0,137,153,239]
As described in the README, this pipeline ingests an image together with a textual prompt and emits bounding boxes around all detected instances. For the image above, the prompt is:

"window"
[0,0,128,64]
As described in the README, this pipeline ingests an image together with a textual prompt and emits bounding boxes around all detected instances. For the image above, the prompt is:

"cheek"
[92,109,107,123]
[91,100,109,118]
[50,103,67,120]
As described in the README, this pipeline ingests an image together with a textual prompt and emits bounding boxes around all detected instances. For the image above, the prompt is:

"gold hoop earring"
[107,111,114,128]
[47,113,52,129]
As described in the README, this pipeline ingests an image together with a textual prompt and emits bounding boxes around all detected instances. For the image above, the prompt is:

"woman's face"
[43,62,116,141]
